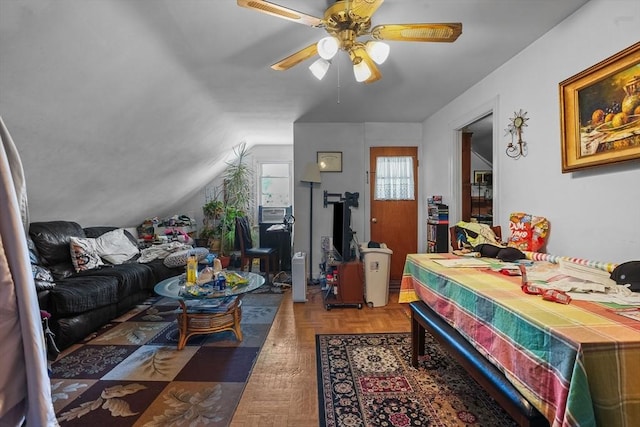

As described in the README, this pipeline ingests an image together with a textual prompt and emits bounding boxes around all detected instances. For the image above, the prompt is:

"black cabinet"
[427,222,449,253]
[258,224,292,271]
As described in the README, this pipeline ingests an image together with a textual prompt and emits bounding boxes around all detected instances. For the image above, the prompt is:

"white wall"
[182,144,293,236]
[293,122,422,279]
[423,0,640,263]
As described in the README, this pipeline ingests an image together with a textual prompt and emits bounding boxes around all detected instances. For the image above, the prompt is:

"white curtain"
[0,116,58,426]
[374,156,415,200]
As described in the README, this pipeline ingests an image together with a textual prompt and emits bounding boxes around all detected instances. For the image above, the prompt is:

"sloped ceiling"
[0,0,589,226]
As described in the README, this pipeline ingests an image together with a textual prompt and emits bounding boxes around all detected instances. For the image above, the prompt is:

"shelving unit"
[323,261,364,310]
[427,203,449,253]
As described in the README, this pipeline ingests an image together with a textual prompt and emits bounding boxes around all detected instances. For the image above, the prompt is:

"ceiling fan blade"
[237,0,323,27]
[350,45,382,84]
[271,43,318,71]
[371,23,462,42]
[349,0,384,20]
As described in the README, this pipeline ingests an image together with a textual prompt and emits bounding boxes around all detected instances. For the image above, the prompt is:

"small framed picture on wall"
[317,151,342,172]
[473,170,492,184]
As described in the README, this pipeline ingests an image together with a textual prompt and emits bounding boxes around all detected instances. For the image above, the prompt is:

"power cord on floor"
[272,271,292,288]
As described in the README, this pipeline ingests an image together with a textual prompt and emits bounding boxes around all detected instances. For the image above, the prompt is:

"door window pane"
[375,156,415,200]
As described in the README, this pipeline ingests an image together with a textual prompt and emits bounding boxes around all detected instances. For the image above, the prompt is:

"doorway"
[369,146,418,289]
[461,114,494,225]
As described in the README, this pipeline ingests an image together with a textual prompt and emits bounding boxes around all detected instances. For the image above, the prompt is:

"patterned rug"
[316,333,518,426]
[49,289,284,426]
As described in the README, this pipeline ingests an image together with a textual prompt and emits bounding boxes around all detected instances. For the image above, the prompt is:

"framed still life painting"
[559,42,640,172]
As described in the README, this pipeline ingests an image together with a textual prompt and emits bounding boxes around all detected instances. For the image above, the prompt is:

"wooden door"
[369,147,418,287]
[461,132,472,221]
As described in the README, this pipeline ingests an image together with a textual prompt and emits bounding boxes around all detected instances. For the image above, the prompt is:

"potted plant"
[220,142,254,254]
[201,199,224,251]
[200,142,255,264]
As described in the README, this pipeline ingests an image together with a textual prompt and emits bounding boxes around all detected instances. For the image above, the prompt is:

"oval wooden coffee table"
[154,271,265,350]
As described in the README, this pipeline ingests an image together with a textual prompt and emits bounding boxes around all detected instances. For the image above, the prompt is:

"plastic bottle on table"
[186,252,198,284]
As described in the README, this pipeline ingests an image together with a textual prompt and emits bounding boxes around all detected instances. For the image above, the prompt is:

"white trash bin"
[360,243,393,307]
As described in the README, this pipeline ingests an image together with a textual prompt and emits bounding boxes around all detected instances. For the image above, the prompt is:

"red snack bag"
[542,289,572,304]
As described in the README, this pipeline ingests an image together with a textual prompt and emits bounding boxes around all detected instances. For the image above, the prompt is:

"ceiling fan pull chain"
[336,59,341,104]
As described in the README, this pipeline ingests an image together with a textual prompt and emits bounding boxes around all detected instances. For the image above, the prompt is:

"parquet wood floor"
[230,287,410,427]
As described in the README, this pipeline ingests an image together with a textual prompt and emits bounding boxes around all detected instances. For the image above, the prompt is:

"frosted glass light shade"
[317,36,339,60]
[353,60,372,82]
[366,41,390,64]
[309,58,331,80]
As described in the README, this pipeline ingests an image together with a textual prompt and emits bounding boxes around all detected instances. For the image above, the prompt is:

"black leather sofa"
[29,221,182,351]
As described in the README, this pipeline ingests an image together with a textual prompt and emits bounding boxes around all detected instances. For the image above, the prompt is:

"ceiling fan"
[237,0,462,83]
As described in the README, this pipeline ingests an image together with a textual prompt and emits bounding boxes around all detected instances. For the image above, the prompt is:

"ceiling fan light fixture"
[365,41,390,64]
[317,36,339,60]
[352,58,372,82]
[309,58,331,80]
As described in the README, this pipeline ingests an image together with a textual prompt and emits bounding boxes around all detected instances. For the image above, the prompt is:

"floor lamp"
[301,162,322,284]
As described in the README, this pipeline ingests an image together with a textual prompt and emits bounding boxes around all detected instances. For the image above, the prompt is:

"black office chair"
[235,216,278,283]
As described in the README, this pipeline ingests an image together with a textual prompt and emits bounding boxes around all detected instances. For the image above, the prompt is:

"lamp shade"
[353,59,372,82]
[317,36,339,60]
[309,58,331,80]
[301,162,322,183]
[365,41,390,64]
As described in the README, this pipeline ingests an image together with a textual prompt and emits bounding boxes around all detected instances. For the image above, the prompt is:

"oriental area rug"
[316,333,518,427]
[49,289,283,426]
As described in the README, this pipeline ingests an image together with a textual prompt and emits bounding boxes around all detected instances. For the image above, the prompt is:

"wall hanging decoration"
[505,109,528,159]
[559,42,640,173]
[317,151,342,172]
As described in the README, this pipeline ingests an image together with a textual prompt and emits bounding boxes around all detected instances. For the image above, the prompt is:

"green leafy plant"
[201,142,254,255]
[223,142,253,216]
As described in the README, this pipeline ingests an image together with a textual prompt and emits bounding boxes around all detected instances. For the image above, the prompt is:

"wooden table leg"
[178,300,189,350]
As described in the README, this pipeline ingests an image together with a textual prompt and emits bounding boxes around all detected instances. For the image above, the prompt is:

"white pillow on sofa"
[94,228,140,264]
[70,236,104,272]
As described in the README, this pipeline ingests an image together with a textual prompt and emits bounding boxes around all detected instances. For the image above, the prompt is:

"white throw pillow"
[95,228,140,264]
[70,236,104,272]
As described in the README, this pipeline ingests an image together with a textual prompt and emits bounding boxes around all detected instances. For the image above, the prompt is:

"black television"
[332,202,353,262]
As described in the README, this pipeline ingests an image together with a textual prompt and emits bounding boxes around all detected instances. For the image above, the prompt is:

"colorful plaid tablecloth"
[400,253,640,427]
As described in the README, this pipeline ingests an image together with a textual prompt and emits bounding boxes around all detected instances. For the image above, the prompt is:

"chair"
[235,216,278,283]
[450,225,502,251]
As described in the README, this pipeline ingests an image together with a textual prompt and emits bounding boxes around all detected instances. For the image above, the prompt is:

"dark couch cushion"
[50,275,119,316]
[71,263,156,300]
[47,262,76,280]
[29,221,85,266]
[146,259,183,283]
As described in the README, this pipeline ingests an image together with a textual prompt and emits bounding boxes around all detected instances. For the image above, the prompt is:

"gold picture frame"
[473,170,492,184]
[317,151,342,172]
[559,42,640,173]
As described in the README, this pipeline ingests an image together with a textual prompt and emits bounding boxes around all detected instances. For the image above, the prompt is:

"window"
[258,162,291,207]
[374,156,415,200]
